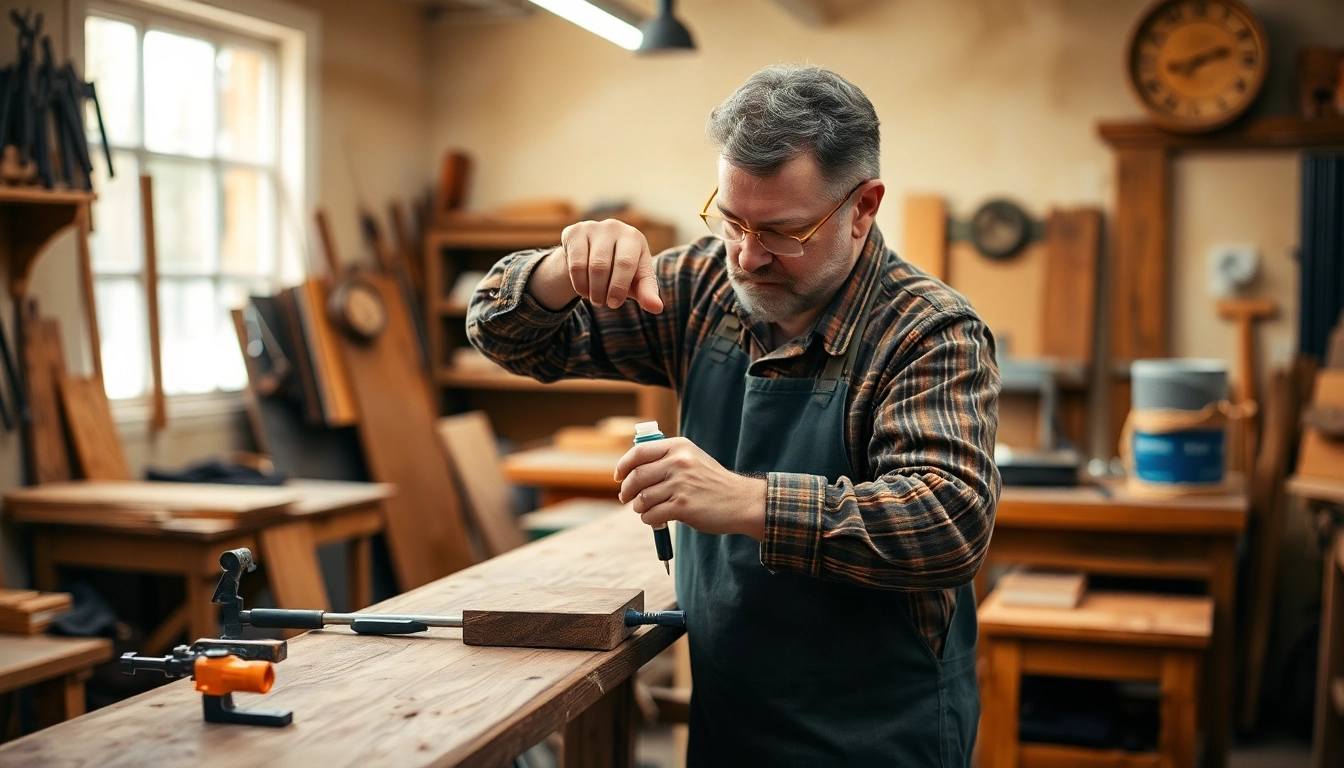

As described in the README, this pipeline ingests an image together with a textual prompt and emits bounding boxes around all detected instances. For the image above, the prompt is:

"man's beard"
[726,240,854,325]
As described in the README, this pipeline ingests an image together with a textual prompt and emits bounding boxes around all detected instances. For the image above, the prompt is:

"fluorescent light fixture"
[527,0,643,51]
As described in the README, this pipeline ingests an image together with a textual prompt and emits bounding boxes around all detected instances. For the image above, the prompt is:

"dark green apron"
[676,288,980,767]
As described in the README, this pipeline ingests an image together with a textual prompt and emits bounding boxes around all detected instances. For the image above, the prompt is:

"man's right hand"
[527,219,664,314]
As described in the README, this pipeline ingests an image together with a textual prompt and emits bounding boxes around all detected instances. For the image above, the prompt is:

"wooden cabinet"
[424,212,678,443]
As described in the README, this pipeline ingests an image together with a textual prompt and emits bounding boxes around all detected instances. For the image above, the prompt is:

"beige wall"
[427,0,1341,401]
[0,0,432,586]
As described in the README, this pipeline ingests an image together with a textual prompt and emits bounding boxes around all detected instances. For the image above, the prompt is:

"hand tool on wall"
[213,547,684,650]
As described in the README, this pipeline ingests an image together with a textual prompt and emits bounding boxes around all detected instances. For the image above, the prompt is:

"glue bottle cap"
[634,421,661,437]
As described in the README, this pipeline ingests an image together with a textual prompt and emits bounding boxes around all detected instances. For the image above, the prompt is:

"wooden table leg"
[348,536,372,610]
[562,677,635,768]
[1160,651,1200,768]
[142,604,188,655]
[33,670,88,728]
[979,638,1021,768]
[1204,540,1237,768]
[32,532,58,592]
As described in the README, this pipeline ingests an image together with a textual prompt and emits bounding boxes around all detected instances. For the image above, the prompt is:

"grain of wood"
[979,590,1213,648]
[22,315,70,483]
[1041,208,1102,361]
[58,375,130,481]
[462,586,642,651]
[437,412,528,558]
[336,273,474,589]
[0,510,679,768]
[0,634,110,694]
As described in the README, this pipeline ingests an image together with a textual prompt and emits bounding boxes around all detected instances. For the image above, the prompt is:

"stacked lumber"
[0,589,71,634]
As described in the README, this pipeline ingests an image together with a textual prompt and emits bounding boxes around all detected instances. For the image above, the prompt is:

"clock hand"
[1167,46,1232,77]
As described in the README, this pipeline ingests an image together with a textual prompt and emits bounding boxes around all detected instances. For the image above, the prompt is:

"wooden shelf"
[0,187,94,205]
[0,187,95,300]
[435,367,642,395]
[1098,115,1344,151]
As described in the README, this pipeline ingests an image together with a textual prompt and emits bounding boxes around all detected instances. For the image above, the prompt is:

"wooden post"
[1218,297,1277,472]
[74,204,101,381]
[139,176,166,432]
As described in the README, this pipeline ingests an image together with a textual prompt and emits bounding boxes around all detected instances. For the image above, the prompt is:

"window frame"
[69,0,318,421]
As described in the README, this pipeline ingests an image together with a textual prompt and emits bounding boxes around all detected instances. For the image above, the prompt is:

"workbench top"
[0,507,679,767]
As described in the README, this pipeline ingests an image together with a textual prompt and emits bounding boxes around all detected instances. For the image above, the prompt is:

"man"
[468,65,999,767]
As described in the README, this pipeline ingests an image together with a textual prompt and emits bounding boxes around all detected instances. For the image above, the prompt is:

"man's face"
[715,155,861,325]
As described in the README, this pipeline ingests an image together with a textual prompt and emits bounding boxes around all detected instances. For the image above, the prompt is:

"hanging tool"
[119,637,292,726]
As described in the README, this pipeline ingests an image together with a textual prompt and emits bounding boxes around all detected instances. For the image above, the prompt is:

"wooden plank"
[1240,359,1315,728]
[900,195,947,281]
[3,482,298,521]
[22,314,71,484]
[978,590,1213,649]
[1110,147,1170,361]
[73,204,101,380]
[462,586,642,651]
[57,375,130,481]
[0,511,680,768]
[1098,115,1344,151]
[1314,530,1344,768]
[437,412,528,558]
[335,273,475,589]
[292,279,359,428]
[140,176,166,431]
[501,447,624,494]
[1019,640,1160,681]
[0,635,111,695]
[257,521,330,613]
[1041,208,1102,361]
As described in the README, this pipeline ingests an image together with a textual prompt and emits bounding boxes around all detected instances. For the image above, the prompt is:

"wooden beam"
[1110,147,1171,362]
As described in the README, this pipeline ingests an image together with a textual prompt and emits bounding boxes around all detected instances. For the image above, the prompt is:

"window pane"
[89,150,142,272]
[218,46,274,162]
[146,157,218,274]
[96,278,148,399]
[221,167,274,276]
[144,30,215,157]
[85,16,139,146]
[160,279,219,395]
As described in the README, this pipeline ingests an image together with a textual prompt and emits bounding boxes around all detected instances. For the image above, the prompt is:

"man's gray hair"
[707,65,880,196]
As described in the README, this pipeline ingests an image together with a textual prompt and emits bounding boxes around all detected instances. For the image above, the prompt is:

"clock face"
[1127,0,1268,132]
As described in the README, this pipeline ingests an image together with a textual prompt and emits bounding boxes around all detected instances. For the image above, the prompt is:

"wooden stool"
[978,590,1213,768]
[0,634,111,735]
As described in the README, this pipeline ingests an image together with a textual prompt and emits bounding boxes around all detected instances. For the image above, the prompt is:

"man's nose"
[737,235,775,273]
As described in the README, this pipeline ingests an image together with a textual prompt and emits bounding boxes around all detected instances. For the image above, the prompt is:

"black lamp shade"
[638,0,695,53]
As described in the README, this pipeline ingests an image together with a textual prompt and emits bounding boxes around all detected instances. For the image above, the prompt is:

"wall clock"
[970,200,1032,261]
[1126,0,1269,133]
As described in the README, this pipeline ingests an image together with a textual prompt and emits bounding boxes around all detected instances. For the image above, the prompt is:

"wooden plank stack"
[0,589,72,634]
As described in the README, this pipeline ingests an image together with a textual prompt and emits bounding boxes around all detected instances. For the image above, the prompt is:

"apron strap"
[817,279,883,393]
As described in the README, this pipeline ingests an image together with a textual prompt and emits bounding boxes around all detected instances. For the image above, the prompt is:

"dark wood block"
[463,587,643,651]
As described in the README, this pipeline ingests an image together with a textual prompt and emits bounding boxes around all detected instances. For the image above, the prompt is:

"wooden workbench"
[8,480,392,651]
[986,482,1247,768]
[0,508,678,767]
[0,634,112,729]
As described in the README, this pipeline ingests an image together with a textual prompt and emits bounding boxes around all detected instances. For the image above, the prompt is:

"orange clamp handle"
[194,654,274,696]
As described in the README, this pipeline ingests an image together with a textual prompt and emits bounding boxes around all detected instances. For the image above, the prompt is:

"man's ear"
[850,180,885,240]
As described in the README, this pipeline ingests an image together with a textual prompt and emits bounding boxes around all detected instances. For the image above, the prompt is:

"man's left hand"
[615,437,767,540]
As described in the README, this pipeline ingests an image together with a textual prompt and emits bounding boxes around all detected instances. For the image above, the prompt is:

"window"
[82,1,307,401]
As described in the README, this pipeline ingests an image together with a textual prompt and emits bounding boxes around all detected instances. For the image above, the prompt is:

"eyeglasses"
[699,181,867,257]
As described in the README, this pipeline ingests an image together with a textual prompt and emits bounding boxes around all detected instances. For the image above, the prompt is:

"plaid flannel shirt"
[467,226,1001,655]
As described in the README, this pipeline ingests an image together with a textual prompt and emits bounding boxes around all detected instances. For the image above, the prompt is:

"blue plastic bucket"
[1129,359,1228,486]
